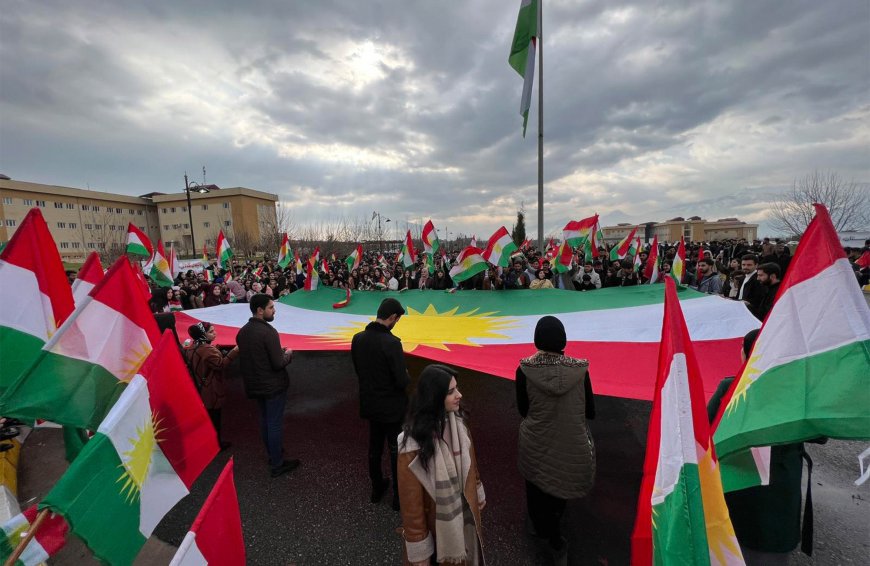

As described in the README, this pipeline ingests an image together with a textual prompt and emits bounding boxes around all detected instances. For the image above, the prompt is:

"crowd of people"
[147,236,870,325]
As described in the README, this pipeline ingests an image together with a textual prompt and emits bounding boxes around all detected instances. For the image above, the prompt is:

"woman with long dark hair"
[398,365,486,565]
[185,322,238,450]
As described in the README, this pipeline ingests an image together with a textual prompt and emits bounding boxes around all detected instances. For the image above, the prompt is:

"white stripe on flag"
[169,531,207,566]
[0,259,55,340]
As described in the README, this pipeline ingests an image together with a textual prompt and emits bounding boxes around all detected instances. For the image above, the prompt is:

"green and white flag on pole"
[509,0,538,136]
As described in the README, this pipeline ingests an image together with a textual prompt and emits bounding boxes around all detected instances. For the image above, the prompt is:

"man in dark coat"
[237,293,299,477]
[755,263,782,321]
[351,298,410,511]
[737,254,767,319]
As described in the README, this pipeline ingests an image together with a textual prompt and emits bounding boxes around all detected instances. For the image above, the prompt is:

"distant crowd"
[146,236,870,323]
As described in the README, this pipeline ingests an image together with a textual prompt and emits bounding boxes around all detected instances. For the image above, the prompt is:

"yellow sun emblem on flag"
[318,304,517,352]
[116,414,163,503]
[697,446,743,563]
[725,353,761,415]
[119,343,153,382]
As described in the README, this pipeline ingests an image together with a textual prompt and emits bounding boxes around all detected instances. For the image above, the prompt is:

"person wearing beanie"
[185,321,239,451]
[351,297,410,511]
[516,316,596,565]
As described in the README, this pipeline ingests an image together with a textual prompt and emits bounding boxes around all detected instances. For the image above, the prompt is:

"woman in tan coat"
[398,365,486,565]
[186,322,238,450]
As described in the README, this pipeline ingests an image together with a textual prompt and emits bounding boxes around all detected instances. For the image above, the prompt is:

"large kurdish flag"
[712,204,870,459]
[0,258,161,430]
[175,284,759,401]
[39,331,218,566]
[0,208,75,395]
[631,278,743,565]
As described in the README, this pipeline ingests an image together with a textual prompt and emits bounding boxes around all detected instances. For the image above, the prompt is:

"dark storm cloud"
[1,0,867,237]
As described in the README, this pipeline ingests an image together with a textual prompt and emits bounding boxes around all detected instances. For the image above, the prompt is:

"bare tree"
[769,171,870,237]
[82,207,126,264]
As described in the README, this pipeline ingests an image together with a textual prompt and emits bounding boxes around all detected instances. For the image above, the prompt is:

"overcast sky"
[1,0,868,239]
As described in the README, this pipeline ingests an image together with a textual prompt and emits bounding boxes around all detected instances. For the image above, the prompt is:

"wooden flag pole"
[4,508,50,566]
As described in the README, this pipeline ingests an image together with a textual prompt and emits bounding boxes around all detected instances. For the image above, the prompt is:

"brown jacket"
[186,343,237,409]
[398,422,485,565]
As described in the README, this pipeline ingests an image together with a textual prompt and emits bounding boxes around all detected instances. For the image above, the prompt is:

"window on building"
[181,206,187,212]
[116,208,122,213]
[135,210,141,215]
[94,224,102,230]
[69,222,77,229]
[201,204,208,210]
[163,225,169,230]
[183,223,189,229]
[109,225,116,231]
[138,226,145,231]
[224,220,231,227]
[67,203,75,209]
[112,243,120,249]
[81,204,89,211]
[129,209,135,215]
[223,202,229,209]
[72,242,81,249]
[683,224,692,239]
[36,200,45,207]
[171,207,176,213]
[98,243,106,249]
[2,197,12,205]
[93,206,100,212]
[162,208,167,214]
[84,223,92,230]
[60,242,70,249]
[57,222,66,228]
[23,199,33,206]
[54,202,64,209]
[203,222,210,228]
[4,219,15,227]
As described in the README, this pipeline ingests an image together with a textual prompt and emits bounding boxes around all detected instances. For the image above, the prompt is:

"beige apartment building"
[0,178,279,262]
[601,216,758,244]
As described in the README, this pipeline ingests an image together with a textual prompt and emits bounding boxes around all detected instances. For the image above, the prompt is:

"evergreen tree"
[511,209,526,247]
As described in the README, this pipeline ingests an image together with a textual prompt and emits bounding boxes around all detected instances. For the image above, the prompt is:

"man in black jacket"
[738,254,767,320]
[351,298,410,511]
[237,293,299,477]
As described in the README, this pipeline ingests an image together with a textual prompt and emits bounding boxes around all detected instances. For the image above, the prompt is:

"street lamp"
[184,172,213,256]
[373,211,390,254]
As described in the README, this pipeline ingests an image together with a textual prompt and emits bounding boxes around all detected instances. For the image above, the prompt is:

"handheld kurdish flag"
[72,251,104,307]
[449,246,488,283]
[277,233,292,269]
[39,331,219,566]
[440,248,451,270]
[644,235,660,284]
[0,505,68,566]
[168,243,178,280]
[0,208,75,395]
[632,238,643,272]
[712,204,870,460]
[125,223,153,258]
[631,278,743,566]
[0,257,161,430]
[304,247,320,291]
[422,220,440,256]
[216,230,233,269]
[672,236,686,284]
[346,244,363,272]
[377,254,388,269]
[552,241,573,274]
[169,459,245,566]
[563,215,599,248]
[294,250,302,275]
[610,226,639,261]
[149,240,174,288]
[402,230,417,268]
[482,226,519,268]
[202,243,209,264]
[509,0,538,136]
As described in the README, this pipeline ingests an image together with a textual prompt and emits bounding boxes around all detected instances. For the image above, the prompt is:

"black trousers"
[207,408,222,443]
[368,420,402,499]
[526,480,567,550]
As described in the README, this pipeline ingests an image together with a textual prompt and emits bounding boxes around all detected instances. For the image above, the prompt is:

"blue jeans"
[257,392,287,469]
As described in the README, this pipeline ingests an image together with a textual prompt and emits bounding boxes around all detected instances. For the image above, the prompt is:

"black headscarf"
[534,315,566,354]
[188,321,213,346]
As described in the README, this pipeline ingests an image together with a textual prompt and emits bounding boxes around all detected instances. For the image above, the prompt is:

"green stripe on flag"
[0,327,45,396]
[652,464,710,565]
[41,433,146,566]
[714,339,870,458]
[278,284,709,316]
[2,351,124,430]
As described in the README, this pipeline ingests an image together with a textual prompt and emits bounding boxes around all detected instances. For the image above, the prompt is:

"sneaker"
[270,459,301,478]
[371,478,390,503]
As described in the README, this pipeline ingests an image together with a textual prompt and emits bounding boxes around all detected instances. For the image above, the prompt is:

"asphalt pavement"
[19,351,870,565]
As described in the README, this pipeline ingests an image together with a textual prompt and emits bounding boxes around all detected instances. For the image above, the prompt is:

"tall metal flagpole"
[537,0,544,252]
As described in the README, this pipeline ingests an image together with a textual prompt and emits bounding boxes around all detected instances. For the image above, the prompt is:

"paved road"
[20,351,870,565]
